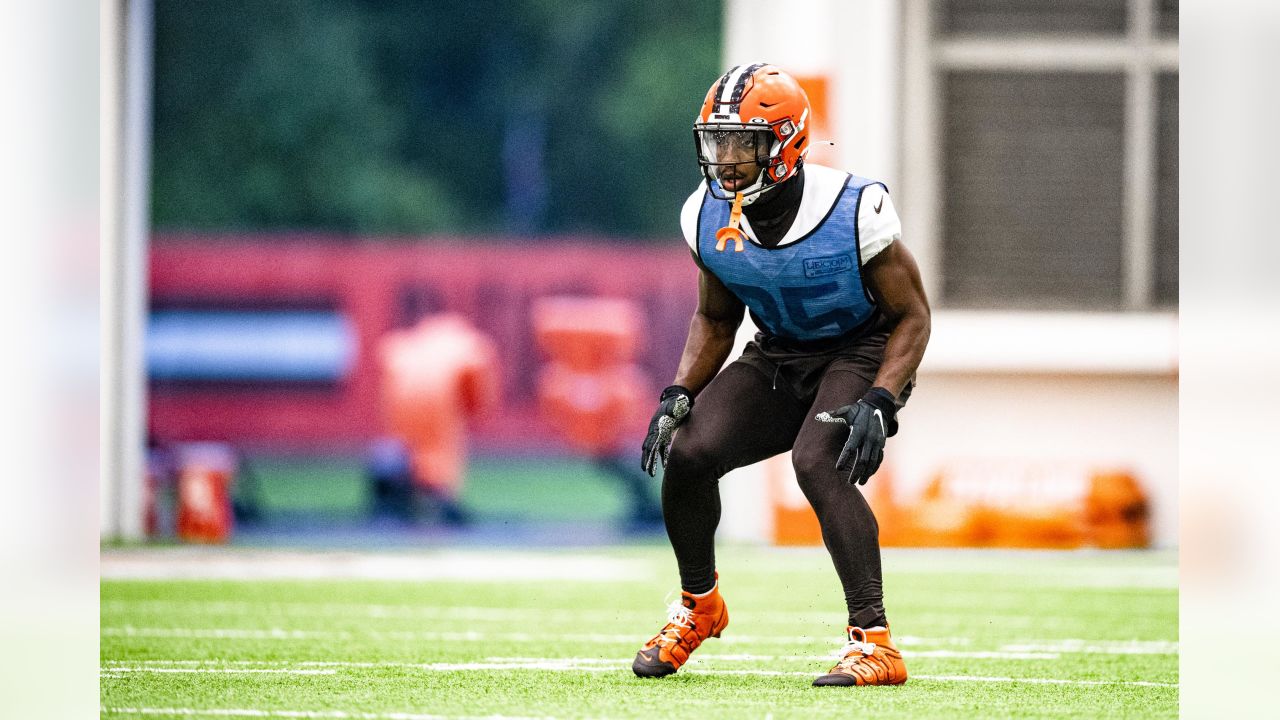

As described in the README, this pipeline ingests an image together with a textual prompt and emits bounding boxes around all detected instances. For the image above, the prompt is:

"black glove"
[640,385,694,477]
[814,387,899,485]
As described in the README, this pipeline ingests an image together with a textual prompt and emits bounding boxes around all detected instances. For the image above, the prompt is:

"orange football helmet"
[694,63,812,202]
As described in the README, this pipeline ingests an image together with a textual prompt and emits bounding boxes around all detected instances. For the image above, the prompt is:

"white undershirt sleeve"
[680,185,705,253]
[857,184,901,265]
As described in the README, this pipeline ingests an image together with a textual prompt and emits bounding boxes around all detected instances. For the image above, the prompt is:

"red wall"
[148,236,699,450]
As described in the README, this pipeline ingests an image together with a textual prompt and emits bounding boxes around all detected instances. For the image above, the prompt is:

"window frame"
[901,0,1179,310]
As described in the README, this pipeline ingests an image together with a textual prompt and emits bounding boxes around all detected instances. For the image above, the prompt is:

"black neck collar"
[741,166,805,246]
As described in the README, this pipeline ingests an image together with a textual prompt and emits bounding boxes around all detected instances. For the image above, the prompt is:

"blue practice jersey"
[693,169,886,342]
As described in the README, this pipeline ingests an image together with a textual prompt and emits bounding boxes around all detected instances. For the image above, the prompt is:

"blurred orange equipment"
[380,314,497,495]
[175,442,237,544]
[867,460,1151,549]
[532,297,650,454]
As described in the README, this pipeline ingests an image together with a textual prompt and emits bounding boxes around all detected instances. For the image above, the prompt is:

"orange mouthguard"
[715,192,746,252]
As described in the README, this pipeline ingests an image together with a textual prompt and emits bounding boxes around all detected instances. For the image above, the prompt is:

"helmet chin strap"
[736,172,773,206]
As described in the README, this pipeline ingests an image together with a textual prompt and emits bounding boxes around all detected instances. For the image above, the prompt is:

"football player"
[633,64,931,686]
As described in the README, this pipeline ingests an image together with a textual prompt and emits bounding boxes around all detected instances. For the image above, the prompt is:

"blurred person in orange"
[374,314,497,525]
[533,296,664,532]
[633,64,931,686]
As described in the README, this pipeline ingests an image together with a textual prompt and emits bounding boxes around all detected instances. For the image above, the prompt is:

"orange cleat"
[632,582,729,678]
[812,625,908,686]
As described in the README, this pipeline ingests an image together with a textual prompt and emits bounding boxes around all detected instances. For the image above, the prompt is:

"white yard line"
[406,662,1176,687]
[99,547,1175,587]
[100,708,545,720]
[909,650,1062,659]
[877,549,1178,588]
[100,549,653,583]
[1000,640,1180,655]
[101,625,1176,655]
[100,658,1176,688]
[101,667,336,675]
[104,627,328,640]
[100,600,866,625]
[912,674,1177,688]
[100,626,826,644]
[395,662,1177,687]
[102,652,1060,670]
[486,650,1063,661]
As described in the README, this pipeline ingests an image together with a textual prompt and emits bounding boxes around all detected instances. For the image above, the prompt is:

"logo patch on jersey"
[803,254,854,278]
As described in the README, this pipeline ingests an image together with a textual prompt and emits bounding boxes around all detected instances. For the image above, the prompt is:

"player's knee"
[790,445,831,495]
[664,437,717,480]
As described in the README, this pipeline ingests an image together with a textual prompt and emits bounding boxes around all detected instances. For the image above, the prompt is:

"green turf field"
[101,546,1177,719]
[235,455,650,522]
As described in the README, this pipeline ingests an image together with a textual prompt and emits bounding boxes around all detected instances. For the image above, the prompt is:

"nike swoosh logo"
[874,197,884,214]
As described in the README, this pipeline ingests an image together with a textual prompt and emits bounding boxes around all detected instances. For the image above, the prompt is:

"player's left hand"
[815,387,899,485]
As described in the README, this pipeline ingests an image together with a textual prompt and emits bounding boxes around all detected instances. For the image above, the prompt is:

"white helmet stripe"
[718,65,751,104]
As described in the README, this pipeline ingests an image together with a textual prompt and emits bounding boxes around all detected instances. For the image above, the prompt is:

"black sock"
[849,603,887,629]
[681,572,717,596]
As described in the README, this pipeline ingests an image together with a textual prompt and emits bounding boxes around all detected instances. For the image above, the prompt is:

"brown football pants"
[661,351,891,628]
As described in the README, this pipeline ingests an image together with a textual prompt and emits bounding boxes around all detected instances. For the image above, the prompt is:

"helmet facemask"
[694,122,798,205]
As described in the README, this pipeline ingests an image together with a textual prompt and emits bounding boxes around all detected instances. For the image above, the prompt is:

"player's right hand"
[641,385,694,477]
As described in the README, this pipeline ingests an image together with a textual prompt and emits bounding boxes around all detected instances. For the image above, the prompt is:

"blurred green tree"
[151,0,722,238]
